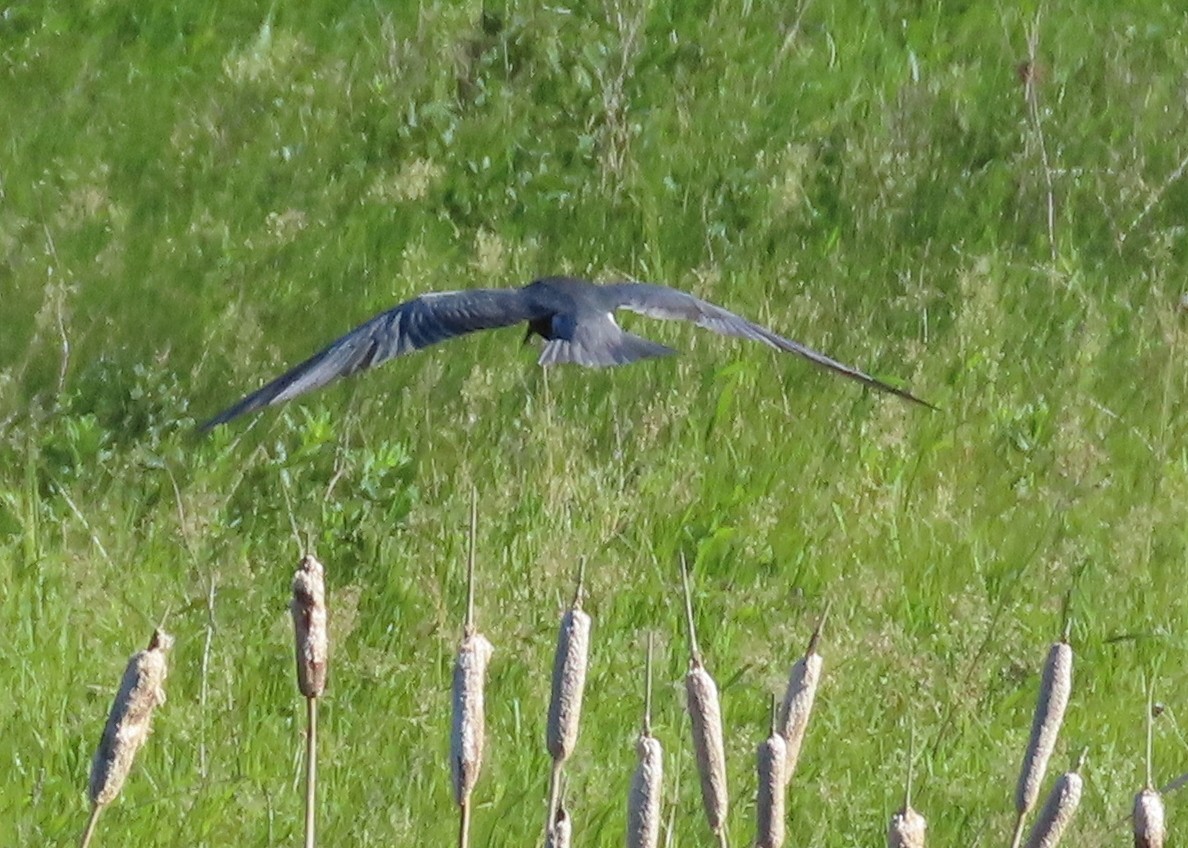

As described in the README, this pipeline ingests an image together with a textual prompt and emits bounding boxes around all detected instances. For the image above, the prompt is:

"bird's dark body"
[521,277,588,340]
[199,276,929,430]
[519,277,625,339]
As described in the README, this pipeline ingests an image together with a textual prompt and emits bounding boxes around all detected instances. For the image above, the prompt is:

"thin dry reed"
[755,695,787,848]
[451,491,494,848]
[777,606,826,784]
[680,556,729,846]
[80,629,172,848]
[627,634,663,848]
[1022,752,1084,848]
[545,561,591,835]
[1010,632,1073,848]
[291,554,328,848]
[887,725,926,848]
[1134,684,1166,848]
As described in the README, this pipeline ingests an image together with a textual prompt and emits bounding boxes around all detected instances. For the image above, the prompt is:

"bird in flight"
[199,276,930,430]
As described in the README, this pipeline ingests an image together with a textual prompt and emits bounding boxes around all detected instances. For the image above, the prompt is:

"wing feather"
[606,282,932,407]
[200,288,540,429]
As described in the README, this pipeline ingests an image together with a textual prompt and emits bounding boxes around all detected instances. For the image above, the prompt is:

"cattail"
[1022,752,1084,848]
[755,694,787,848]
[545,561,592,833]
[627,634,663,848]
[452,632,494,803]
[888,808,927,848]
[680,556,729,843]
[88,629,173,804]
[1010,634,1073,848]
[777,606,826,783]
[291,554,328,848]
[1134,684,1166,848]
[81,629,173,848]
[451,490,494,848]
[887,724,926,848]
[1134,790,1165,848]
[291,554,328,698]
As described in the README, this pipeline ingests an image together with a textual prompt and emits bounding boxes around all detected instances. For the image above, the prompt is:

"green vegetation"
[3,1,1187,844]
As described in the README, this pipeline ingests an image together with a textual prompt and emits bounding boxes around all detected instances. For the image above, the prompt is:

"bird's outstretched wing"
[200,288,541,430]
[606,282,933,408]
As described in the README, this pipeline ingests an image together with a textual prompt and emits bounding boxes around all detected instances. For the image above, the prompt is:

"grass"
[2,0,1187,845]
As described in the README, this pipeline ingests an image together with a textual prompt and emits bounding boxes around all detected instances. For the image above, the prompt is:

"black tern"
[200,276,930,430]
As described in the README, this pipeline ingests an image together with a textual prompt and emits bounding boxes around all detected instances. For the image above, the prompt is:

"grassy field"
[3,1,1188,845]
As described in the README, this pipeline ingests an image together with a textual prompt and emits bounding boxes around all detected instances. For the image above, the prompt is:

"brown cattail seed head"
[627,734,663,848]
[1133,788,1166,848]
[686,663,729,833]
[88,629,172,807]
[888,807,927,848]
[1015,640,1073,815]
[1023,765,1083,848]
[291,554,328,698]
[450,631,494,806]
[546,606,591,762]
[755,725,787,848]
[778,648,822,781]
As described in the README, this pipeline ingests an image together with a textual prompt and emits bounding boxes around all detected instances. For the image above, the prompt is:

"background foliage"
[3,1,1187,844]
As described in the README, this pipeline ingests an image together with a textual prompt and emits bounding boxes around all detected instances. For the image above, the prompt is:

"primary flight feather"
[199,276,930,430]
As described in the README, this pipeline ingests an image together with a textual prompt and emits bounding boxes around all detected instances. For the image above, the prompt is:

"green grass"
[3,1,1188,845]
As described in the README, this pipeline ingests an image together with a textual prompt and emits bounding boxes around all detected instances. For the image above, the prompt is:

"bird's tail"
[538,322,675,368]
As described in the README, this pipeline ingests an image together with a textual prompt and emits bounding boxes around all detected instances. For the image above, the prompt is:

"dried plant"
[450,490,494,848]
[546,775,572,848]
[680,557,728,846]
[1133,683,1166,848]
[1010,631,1073,848]
[777,605,827,784]
[627,634,663,848]
[546,561,591,833]
[887,724,926,848]
[1022,751,1085,848]
[755,695,787,848]
[291,553,328,848]
[81,629,172,848]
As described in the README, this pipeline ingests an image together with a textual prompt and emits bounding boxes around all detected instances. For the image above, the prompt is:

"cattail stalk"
[1010,634,1073,848]
[777,605,827,784]
[546,803,572,848]
[451,490,494,848]
[546,775,572,848]
[546,561,591,835]
[680,556,729,846]
[81,629,173,848]
[1134,683,1166,848]
[1022,751,1085,848]
[291,554,328,848]
[627,634,663,848]
[755,694,787,848]
[888,723,926,848]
